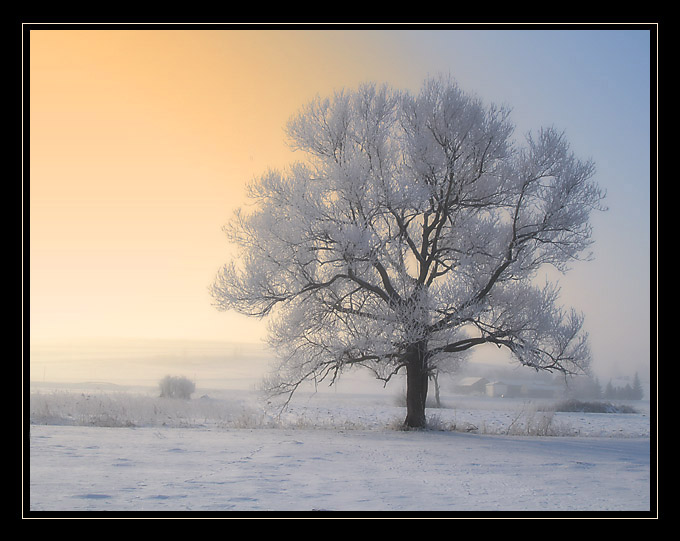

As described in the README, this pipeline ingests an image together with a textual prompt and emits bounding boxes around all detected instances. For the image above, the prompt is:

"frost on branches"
[210,77,606,428]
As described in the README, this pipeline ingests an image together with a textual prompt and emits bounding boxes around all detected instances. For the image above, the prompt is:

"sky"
[27,26,654,381]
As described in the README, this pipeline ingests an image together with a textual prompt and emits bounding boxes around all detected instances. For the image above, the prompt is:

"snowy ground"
[26,382,653,516]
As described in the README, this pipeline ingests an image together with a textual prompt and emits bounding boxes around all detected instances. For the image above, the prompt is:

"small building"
[484,379,562,399]
[486,381,509,398]
[452,376,490,395]
[486,381,522,398]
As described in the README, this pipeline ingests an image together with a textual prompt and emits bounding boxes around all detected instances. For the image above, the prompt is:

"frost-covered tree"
[211,77,606,428]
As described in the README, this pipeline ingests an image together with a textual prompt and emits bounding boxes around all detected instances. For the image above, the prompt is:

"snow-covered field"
[27,380,653,516]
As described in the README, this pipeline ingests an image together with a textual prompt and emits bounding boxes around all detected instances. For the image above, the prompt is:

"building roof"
[456,377,489,386]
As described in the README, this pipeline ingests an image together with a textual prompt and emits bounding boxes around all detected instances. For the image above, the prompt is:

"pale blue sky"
[390,29,652,379]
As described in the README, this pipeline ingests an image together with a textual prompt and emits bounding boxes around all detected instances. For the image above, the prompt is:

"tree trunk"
[432,371,441,408]
[404,342,429,428]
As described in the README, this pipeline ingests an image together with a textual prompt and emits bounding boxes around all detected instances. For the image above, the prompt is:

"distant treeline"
[603,373,645,400]
[570,372,645,401]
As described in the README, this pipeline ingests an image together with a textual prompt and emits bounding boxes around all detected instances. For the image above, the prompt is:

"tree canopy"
[211,77,606,427]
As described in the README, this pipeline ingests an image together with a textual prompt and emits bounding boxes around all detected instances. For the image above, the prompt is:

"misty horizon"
[28,334,651,393]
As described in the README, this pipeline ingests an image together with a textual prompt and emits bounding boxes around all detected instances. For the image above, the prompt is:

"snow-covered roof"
[456,377,489,386]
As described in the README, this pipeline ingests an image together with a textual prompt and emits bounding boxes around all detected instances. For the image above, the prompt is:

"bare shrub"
[500,404,574,437]
[159,375,195,400]
[550,399,638,414]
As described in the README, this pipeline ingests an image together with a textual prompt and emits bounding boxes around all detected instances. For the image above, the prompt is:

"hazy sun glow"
[29,30,424,344]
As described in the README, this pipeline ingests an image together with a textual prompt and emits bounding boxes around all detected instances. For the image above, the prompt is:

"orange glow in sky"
[29,30,421,344]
